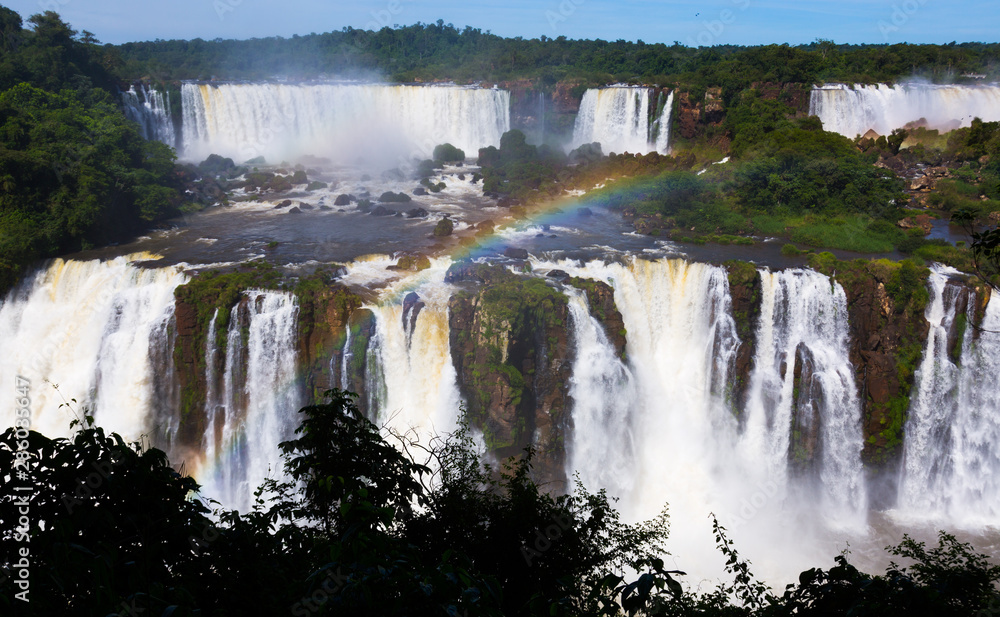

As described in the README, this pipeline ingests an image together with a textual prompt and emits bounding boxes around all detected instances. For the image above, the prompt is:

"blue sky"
[4,0,998,46]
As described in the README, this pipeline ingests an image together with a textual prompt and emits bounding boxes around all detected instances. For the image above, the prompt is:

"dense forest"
[4,391,1000,616]
[0,8,194,294]
[114,21,1000,90]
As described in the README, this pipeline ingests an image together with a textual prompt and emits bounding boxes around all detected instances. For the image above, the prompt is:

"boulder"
[413,187,428,196]
[370,205,394,216]
[433,218,454,237]
[334,194,353,206]
[504,247,529,259]
[288,207,301,214]
[406,207,429,218]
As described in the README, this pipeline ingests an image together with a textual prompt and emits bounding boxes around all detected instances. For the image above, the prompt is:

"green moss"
[724,259,757,289]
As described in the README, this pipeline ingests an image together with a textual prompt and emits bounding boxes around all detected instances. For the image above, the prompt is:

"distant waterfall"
[180,82,510,163]
[573,86,666,155]
[122,85,176,146]
[0,255,187,439]
[810,83,1000,138]
[898,266,1000,525]
[198,291,302,512]
[363,259,463,443]
[654,90,675,154]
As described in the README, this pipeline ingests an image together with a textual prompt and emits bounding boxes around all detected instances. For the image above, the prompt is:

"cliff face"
[296,285,365,405]
[446,263,573,490]
[726,262,762,412]
[567,277,627,358]
[172,275,366,451]
[497,79,583,145]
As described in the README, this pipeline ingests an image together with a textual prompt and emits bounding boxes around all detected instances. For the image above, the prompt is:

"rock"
[287,207,301,214]
[910,175,934,191]
[546,270,569,280]
[413,187,428,196]
[299,203,314,210]
[334,194,353,206]
[319,205,332,211]
[433,218,454,237]
[897,214,933,234]
[447,264,572,490]
[577,207,594,217]
[394,254,431,271]
[457,173,465,181]
[477,219,495,233]
[275,199,293,208]
[402,292,425,332]
[370,205,393,216]
[406,207,429,218]
[504,247,529,259]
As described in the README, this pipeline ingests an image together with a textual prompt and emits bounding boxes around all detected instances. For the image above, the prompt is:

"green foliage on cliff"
[808,253,931,463]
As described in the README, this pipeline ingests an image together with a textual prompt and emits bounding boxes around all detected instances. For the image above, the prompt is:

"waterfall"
[0,255,187,439]
[363,259,463,443]
[573,86,656,154]
[810,83,1000,138]
[198,291,302,512]
[898,266,1000,525]
[654,90,675,154]
[743,269,867,528]
[534,257,868,581]
[180,82,510,163]
[565,288,638,499]
[122,85,176,146]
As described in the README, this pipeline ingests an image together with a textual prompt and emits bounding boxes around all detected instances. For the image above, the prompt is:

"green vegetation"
[113,20,1000,86]
[0,8,193,294]
[5,393,1000,615]
[432,142,465,162]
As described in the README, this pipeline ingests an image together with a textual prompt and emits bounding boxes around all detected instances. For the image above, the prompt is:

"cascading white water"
[573,87,655,155]
[743,269,867,528]
[654,90,675,155]
[362,258,463,443]
[180,82,510,163]
[536,257,869,582]
[810,83,1000,138]
[897,266,1000,525]
[565,288,639,499]
[0,255,187,440]
[197,291,302,512]
[122,85,176,145]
